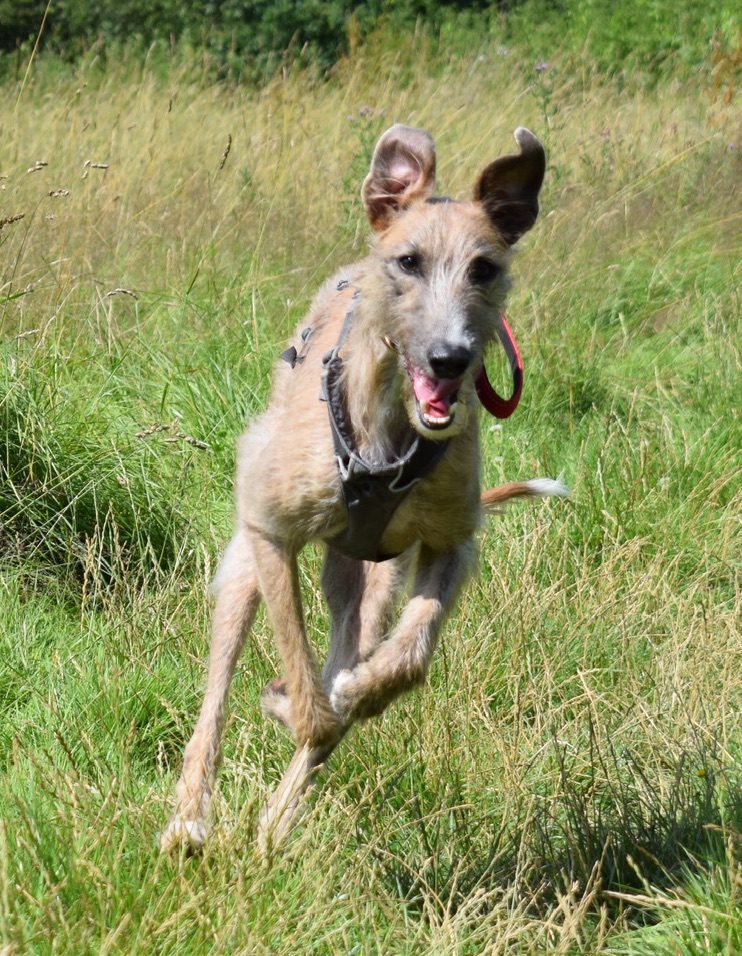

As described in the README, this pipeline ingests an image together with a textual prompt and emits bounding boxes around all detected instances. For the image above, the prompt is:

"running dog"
[162,124,566,853]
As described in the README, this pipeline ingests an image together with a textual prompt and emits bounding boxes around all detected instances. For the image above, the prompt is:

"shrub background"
[1,0,738,80]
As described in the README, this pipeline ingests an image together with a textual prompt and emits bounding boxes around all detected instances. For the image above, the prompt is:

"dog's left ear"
[363,125,437,232]
[474,128,546,245]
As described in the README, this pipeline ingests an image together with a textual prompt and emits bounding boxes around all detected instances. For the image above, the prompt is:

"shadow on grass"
[352,723,738,925]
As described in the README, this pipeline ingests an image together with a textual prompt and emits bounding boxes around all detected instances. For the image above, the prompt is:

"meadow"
[0,16,740,954]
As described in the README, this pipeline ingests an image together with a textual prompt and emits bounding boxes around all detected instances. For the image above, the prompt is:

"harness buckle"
[335,451,367,483]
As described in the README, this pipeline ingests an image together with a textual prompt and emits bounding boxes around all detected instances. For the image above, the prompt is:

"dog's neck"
[340,313,412,465]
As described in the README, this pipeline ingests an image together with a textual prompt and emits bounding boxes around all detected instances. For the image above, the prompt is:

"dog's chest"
[378,448,480,555]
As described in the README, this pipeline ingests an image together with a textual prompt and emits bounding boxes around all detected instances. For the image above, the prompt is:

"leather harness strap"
[280,281,524,562]
[318,285,449,562]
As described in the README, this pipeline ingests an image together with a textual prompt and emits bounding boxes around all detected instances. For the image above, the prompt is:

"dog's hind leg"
[261,550,366,730]
[161,529,260,852]
[257,738,340,856]
[329,541,475,722]
[355,553,414,661]
[323,551,411,682]
[260,551,364,732]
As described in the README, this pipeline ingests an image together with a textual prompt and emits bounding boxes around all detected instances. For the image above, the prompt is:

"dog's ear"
[474,128,545,245]
[363,125,436,232]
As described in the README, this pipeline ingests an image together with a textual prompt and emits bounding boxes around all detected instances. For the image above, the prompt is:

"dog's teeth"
[418,398,459,430]
[421,405,452,426]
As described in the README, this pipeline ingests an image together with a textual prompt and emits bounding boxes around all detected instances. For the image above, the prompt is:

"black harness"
[281,282,449,562]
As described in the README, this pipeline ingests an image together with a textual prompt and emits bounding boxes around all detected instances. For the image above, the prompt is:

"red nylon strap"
[475,315,523,419]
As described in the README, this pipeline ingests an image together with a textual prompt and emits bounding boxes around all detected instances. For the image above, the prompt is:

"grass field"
[0,18,740,955]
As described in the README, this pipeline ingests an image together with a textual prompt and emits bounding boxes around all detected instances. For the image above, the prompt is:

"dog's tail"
[481,477,570,513]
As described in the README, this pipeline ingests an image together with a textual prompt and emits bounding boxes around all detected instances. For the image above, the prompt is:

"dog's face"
[363,125,545,439]
[373,200,512,439]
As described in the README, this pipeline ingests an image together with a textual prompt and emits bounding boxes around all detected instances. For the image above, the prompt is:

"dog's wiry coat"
[162,124,564,853]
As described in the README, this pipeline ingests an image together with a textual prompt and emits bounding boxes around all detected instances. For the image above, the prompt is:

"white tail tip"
[523,478,571,498]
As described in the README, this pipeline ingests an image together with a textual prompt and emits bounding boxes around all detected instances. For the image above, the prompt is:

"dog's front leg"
[253,534,347,855]
[322,550,412,683]
[262,552,411,733]
[329,541,476,722]
[256,737,341,856]
[251,532,342,748]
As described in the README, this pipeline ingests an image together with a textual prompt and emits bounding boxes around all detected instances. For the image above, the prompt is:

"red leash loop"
[475,315,523,419]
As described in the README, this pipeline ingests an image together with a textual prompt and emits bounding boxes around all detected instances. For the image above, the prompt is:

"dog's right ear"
[362,125,436,232]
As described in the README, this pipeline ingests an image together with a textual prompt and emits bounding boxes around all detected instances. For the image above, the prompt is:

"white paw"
[160,817,208,853]
[329,669,355,718]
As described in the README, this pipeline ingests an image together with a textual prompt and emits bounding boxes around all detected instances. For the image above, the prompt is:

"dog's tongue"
[411,370,460,415]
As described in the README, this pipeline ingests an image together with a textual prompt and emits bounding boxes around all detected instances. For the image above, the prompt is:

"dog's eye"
[397,253,422,275]
[468,257,501,285]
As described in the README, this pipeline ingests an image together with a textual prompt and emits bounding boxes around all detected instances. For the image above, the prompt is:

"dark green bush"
[1,1,736,82]
[2,1,497,75]
[507,0,739,76]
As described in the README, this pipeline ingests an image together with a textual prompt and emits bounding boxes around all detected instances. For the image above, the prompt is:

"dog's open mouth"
[408,367,462,430]
[383,338,463,432]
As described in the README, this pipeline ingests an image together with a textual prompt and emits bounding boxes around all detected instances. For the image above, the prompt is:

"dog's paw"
[160,817,208,854]
[329,669,356,720]
[261,677,294,731]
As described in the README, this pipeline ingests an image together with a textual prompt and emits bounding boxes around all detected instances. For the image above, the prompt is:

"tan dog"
[162,124,566,853]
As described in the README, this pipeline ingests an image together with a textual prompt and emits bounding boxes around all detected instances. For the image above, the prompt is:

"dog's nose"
[427,342,472,379]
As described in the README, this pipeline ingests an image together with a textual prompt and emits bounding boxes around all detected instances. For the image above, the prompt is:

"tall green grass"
[0,17,739,954]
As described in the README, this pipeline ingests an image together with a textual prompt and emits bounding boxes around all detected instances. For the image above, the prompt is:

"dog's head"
[362,124,545,439]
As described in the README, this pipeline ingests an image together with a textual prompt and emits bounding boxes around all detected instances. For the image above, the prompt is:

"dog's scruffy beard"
[381,334,475,440]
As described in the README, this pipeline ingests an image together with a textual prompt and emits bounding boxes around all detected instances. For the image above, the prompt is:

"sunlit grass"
[0,23,739,954]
